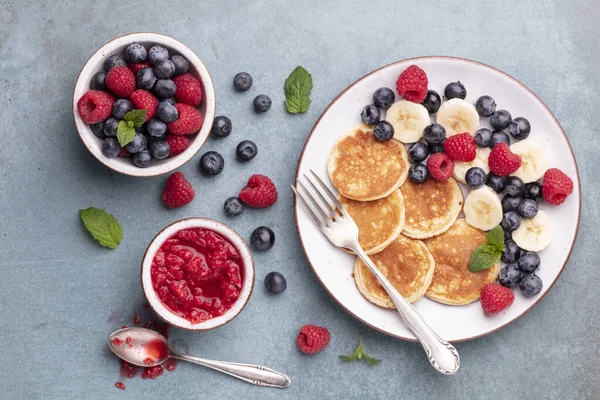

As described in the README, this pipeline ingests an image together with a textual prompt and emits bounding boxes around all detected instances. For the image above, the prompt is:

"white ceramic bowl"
[141,218,254,330]
[73,32,216,177]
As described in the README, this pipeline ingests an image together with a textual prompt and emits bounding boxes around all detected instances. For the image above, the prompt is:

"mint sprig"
[339,334,381,366]
[117,109,147,147]
[468,226,505,272]
[284,66,312,114]
[79,207,123,249]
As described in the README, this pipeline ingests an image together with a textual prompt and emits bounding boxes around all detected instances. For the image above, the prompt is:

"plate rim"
[293,55,582,343]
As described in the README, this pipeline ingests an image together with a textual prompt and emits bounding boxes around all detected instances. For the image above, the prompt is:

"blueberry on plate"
[501,195,522,213]
[253,94,272,113]
[504,176,524,197]
[155,79,176,98]
[154,59,176,80]
[508,117,531,140]
[133,150,152,168]
[250,226,275,252]
[408,142,429,163]
[474,128,492,147]
[125,133,147,154]
[224,197,244,216]
[103,117,120,137]
[490,109,512,130]
[124,42,147,63]
[90,121,105,138]
[199,151,225,176]
[374,121,394,142]
[146,119,167,141]
[444,81,466,100]
[519,273,543,297]
[101,138,121,158]
[112,99,133,119]
[523,182,543,202]
[428,142,445,154]
[104,54,126,71]
[211,116,232,138]
[489,130,511,148]
[373,87,395,110]
[157,102,179,123]
[501,211,521,232]
[423,123,446,144]
[236,140,258,161]
[502,239,521,264]
[421,90,441,113]
[409,163,429,184]
[148,45,169,66]
[233,72,253,92]
[498,263,522,288]
[465,167,486,188]
[264,272,287,294]
[504,229,511,242]
[90,71,107,90]
[149,141,170,160]
[475,95,496,117]
[361,105,381,125]
[136,68,157,91]
[517,198,538,219]
[170,55,190,75]
[486,173,506,193]
[518,251,540,273]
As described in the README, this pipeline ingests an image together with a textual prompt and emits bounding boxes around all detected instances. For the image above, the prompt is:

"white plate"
[294,57,581,342]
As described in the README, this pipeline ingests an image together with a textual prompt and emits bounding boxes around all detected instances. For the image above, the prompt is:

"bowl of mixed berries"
[73,32,216,177]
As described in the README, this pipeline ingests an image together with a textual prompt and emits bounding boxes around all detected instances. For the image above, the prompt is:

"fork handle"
[353,246,460,374]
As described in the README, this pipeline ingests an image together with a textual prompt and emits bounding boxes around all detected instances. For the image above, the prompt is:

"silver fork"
[293,170,460,375]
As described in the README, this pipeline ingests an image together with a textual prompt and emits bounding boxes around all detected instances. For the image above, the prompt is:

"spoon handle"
[169,352,291,388]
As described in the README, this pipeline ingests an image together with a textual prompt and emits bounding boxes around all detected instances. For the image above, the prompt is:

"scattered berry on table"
[475,95,496,117]
[223,197,244,216]
[517,199,538,219]
[373,87,395,109]
[149,141,170,159]
[90,121,105,138]
[101,138,121,158]
[408,142,429,163]
[77,90,114,124]
[444,81,467,100]
[542,168,573,205]
[133,150,152,168]
[486,173,506,193]
[103,117,120,137]
[162,172,195,208]
[504,176,524,197]
[170,55,189,75]
[236,140,258,162]
[90,71,107,90]
[489,130,511,148]
[421,90,441,113]
[523,182,543,202]
[264,272,287,294]
[128,60,150,75]
[199,151,225,176]
[233,72,253,92]
[154,59,176,80]
[360,105,380,125]
[423,123,446,145]
[250,226,275,252]
[488,142,521,176]
[173,73,203,107]
[480,283,514,315]
[297,324,330,354]
[253,94,272,113]
[409,163,429,184]
[474,128,492,147]
[104,54,126,71]
[125,133,147,154]
[519,273,543,297]
[443,132,476,161]
[465,167,486,188]
[239,174,278,208]
[490,109,512,130]
[508,117,531,140]
[501,211,521,232]
[130,89,158,121]
[165,135,189,156]
[112,99,133,119]
[168,103,203,135]
[502,195,522,213]
[157,102,179,123]
[498,263,522,288]
[427,152,454,181]
[148,45,169,66]
[518,251,540,273]
[155,79,177,98]
[124,42,147,63]
[146,119,168,141]
[395,65,428,103]
[106,66,136,98]
[211,116,232,138]
[502,239,521,264]
[136,68,157,91]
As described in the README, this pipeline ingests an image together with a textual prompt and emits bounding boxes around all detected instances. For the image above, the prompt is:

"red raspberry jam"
[151,228,244,324]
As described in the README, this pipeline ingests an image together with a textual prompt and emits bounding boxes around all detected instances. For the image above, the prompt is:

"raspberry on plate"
[488,142,521,176]
[427,153,454,181]
[542,168,573,205]
[168,104,203,135]
[443,132,476,161]
[165,134,189,156]
[129,89,158,121]
[395,65,428,103]
[162,172,195,208]
[128,60,151,75]
[173,73,203,107]
[239,174,278,208]
[77,90,115,124]
[480,283,514,315]
[296,324,330,354]
[105,66,136,98]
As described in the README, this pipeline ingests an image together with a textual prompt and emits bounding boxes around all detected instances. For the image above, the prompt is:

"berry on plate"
[106,66,136,98]
[501,195,522,213]
[501,211,521,232]
[523,182,543,202]
[508,117,531,140]
[421,90,441,113]
[103,117,119,137]
[173,73,203,107]
[264,272,287,294]
[129,89,158,121]
[504,176,524,197]
[517,251,540,274]
[171,55,190,75]
[146,119,167,141]
[136,68,157,91]
[373,121,394,142]
[297,324,330,354]
[517,198,538,219]
[101,138,121,158]
[157,102,179,123]
[519,273,543,297]
[427,153,454,181]
[104,54,126,71]
[124,42,147,63]
[148,45,169,66]
[239,174,278,208]
[233,72,253,92]
[498,263,522,288]
[125,133,147,154]
[489,130,511,148]
[168,104,203,135]
[211,116,232,138]
[409,163,429,184]
[485,173,506,193]
[465,167,486,188]
[443,132,476,162]
[77,90,115,124]
[444,81,466,100]
[360,105,381,125]
[90,71,107,90]
[480,283,514,315]
[250,226,275,252]
[501,239,521,264]
[474,128,492,147]
[423,123,446,145]
[154,59,175,80]
[408,142,429,163]
[475,95,496,117]
[490,109,512,130]
[165,135,189,156]
[488,143,521,176]
[373,87,395,110]
[542,168,573,205]
[155,79,177,98]
[395,65,428,103]
[112,99,133,119]
[162,172,195,208]
[149,141,170,159]
[133,149,152,168]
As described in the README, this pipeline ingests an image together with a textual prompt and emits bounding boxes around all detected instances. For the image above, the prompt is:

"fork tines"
[292,170,348,228]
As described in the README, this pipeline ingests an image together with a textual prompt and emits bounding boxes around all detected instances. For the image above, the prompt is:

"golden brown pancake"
[425,219,501,305]
[354,235,435,307]
[327,125,409,201]
[401,177,463,239]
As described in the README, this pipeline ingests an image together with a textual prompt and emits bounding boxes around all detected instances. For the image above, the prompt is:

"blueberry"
[408,142,429,163]
[170,55,189,75]
[428,142,445,154]
[374,121,394,142]
[250,226,275,251]
[133,150,152,168]
[465,167,486,188]
[361,105,381,125]
[101,138,121,158]
[103,117,120,137]
[502,195,522,213]
[498,263,522,288]
[421,90,441,113]
[501,211,521,232]
[523,182,543,202]
[234,72,253,92]
[518,251,541,273]
[148,45,169,66]
[444,81,466,100]
[90,71,107,90]
[199,151,224,176]
[486,173,506,193]
[490,109,512,130]
[409,163,429,184]
[517,199,539,219]
[373,87,395,110]
[474,128,493,147]
[125,133,147,154]
[253,94,271,113]
[157,102,179,123]
[124,42,147,63]
[146,119,167,141]
[154,59,175,80]
[504,176,524,197]
[519,273,543,297]
[236,140,258,162]
[504,229,512,242]
[160,97,176,106]
[502,239,521,264]
[489,130,511,148]
[112,99,133,119]
[264,272,287,294]
[423,123,446,144]
[90,121,105,138]
[154,79,176,98]
[508,117,531,140]
[211,116,232,138]
[136,68,157,91]
[475,95,496,117]
[224,197,244,217]
[149,141,170,160]
[104,54,126,71]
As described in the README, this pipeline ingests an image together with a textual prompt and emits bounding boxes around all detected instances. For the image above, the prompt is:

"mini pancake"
[354,235,435,307]
[327,125,409,201]
[425,218,501,305]
[401,177,463,239]
[339,189,405,255]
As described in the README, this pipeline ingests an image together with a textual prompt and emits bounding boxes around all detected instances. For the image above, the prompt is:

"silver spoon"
[108,327,291,388]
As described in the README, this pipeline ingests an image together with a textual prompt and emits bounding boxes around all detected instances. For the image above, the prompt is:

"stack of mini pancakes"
[327,125,500,308]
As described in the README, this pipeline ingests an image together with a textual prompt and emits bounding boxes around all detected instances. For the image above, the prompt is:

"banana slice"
[386,100,430,143]
[453,147,491,184]
[436,98,480,137]
[509,140,548,183]
[512,210,552,251]
[463,186,503,231]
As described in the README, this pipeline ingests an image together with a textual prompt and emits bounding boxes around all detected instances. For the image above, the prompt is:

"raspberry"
[130,89,158,121]
[168,104,203,135]
[542,168,573,205]
[239,174,278,208]
[480,283,514,315]
[162,172,195,208]
[105,66,136,98]
[296,324,330,354]
[128,61,150,74]
[443,132,476,161]
[427,153,454,181]
[165,135,190,156]
[395,65,428,103]
[173,73,203,106]
[488,142,522,176]
[77,90,115,124]
[117,148,131,158]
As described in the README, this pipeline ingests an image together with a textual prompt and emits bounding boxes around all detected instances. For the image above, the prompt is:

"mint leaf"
[79,207,123,249]
[339,354,358,362]
[284,66,312,114]
[123,109,146,127]
[468,244,502,272]
[363,354,382,366]
[486,226,505,250]
[339,334,381,366]
[117,120,136,147]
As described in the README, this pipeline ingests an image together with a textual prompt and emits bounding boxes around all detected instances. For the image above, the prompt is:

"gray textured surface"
[0,1,598,399]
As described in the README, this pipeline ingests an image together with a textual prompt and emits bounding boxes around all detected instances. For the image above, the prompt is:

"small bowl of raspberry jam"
[141,218,254,330]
